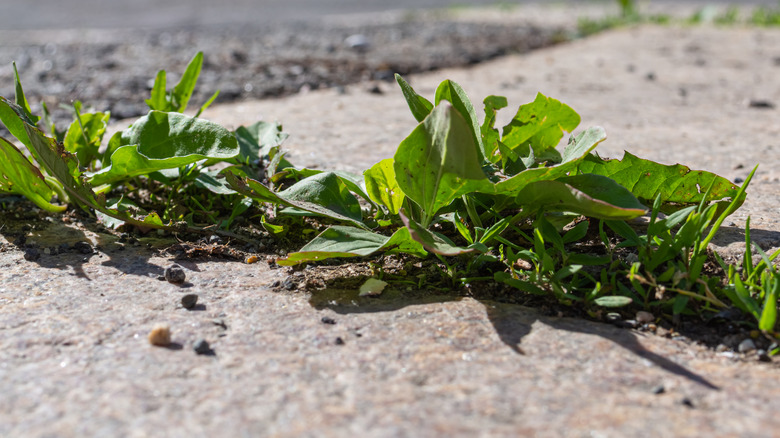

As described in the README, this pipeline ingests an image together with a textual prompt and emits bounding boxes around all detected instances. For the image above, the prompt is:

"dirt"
[2,4,780,437]
[0,11,562,132]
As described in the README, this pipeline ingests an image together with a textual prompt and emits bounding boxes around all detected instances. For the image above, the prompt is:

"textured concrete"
[2,13,780,438]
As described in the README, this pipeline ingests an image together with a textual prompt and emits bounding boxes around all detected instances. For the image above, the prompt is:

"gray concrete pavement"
[2,0,779,30]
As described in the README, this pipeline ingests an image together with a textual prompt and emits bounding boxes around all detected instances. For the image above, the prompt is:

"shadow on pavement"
[310,286,719,390]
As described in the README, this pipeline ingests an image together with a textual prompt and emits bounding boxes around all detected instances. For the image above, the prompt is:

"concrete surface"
[2,5,780,438]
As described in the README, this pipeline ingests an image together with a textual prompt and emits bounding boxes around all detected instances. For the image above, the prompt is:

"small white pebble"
[738,338,756,354]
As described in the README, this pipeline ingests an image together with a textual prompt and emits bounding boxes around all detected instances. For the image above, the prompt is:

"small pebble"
[245,255,259,264]
[748,99,775,109]
[636,311,654,324]
[652,385,665,395]
[181,294,199,309]
[148,324,171,346]
[618,319,639,329]
[681,398,694,408]
[335,337,345,345]
[73,241,93,254]
[43,247,51,255]
[757,350,772,362]
[321,316,337,325]
[164,264,186,284]
[193,339,212,355]
[738,338,757,353]
[23,248,40,261]
[344,34,370,51]
[605,313,622,324]
[208,235,222,245]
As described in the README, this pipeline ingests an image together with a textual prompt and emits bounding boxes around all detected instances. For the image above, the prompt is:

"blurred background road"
[1,0,777,30]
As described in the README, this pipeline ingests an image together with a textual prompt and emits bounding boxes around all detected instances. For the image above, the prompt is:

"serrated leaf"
[578,152,741,206]
[394,102,493,226]
[494,126,606,195]
[481,95,508,164]
[501,92,580,161]
[364,158,405,214]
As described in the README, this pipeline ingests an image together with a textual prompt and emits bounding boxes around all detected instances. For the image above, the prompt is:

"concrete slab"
[2,20,780,438]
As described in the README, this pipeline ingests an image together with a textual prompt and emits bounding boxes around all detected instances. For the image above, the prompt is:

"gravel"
[180,294,199,310]
[0,18,560,132]
[164,264,187,284]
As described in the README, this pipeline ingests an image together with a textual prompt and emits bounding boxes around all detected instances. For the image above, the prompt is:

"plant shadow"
[0,218,167,280]
[309,286,719,390]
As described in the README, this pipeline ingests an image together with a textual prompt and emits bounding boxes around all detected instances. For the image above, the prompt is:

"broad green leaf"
[275,167,374,207]
[0,136,65,212]
[434,79,486,161]
[494,127,605,195]
[91,111,238,185]
[401,210,486,256]
[501,92,580,161]
[562,127,607,163]
[481,95,508,163]
[578,152,741,206]
[234,120,289,164]
[63,111,110,166]
[13,62,39,124]
[279,172,363,222]
[16,105,171,230]
[394,103,493,226]
[395,74,433,122]
[593,296,634,307]
[224,172,367,229]
[126,111,238,161]
[278,225,426,266]
[171,51,203,112]
[364,158,405,214]
[517,174,647,220]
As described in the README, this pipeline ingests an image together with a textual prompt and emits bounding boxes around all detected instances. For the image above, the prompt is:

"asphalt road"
[3,0,777,30]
